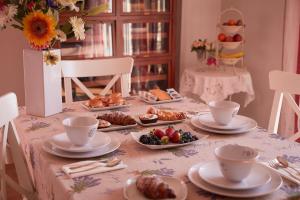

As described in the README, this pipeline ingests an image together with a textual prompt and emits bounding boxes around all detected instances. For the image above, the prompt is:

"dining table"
[14,97,300,200]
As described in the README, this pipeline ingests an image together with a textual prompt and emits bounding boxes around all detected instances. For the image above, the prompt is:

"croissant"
[147,107,186,121]
[136,175,176,199]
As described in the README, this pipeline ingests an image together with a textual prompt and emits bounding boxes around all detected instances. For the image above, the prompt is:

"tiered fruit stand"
[216,8,245,69]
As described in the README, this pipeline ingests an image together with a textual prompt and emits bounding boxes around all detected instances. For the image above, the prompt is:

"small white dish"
[215,144,259,182]
[63,116,99,146]
[188,163,282,198]
[50,132,111,153]
[190,116,257,134]
[81,103,131,112]
[130,132,206,150]
[140,97,183,105]
[123,176,187,200]
[197,114,251,130]
[198,162,271,190]
[42,138,121,159]
[208,101,240,125]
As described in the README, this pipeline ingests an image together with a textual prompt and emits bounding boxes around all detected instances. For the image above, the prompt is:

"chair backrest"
[268,70,300,140]
[61,57,134,103]
[0,93,37,200]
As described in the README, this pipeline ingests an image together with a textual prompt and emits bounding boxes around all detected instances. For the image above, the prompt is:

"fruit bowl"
[221,25,243,34]
[220,41,242,50]
[221,57,242,65]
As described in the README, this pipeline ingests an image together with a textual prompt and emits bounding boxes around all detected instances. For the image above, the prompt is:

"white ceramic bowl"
[62,116,99,146]
[221,25,243,34]
[208,101,240,125]
[215,144,259,182]
[220,41,242,50]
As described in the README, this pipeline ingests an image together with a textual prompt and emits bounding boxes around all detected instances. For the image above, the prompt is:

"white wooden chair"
[268,70,300,141]
[61,57,134,103]
[0,93,38,200]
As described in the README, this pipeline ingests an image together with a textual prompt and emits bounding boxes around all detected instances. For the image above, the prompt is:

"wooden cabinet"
[60,0,178,100]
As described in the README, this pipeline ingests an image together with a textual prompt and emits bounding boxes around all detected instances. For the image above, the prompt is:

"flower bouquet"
[0,0,108,117]
[191,39,216,66]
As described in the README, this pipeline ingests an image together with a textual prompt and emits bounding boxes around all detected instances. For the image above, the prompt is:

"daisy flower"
[57,0,80,12]
[0,4,17,29]
[69,16,85,40]
[56,29,67,42]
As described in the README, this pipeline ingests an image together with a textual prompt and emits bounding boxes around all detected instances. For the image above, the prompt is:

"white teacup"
[214,144,259,182]
[62,116,99,146]
[208,101,240,125]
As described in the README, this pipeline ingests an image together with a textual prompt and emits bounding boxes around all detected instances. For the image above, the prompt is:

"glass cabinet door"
[122,0,170,13]
[123,22,169,56]
[61,22,113,59]
[131,63,169,94]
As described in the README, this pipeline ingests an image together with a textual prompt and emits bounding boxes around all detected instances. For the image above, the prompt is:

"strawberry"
[153,129,165,139]
[165,126,175,138]
[170,131,181,143]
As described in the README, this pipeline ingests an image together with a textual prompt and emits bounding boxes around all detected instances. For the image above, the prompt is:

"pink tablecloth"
[15,97,300,200]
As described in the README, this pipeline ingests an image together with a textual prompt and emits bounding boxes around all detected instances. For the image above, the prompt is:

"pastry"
[147,107,186,121]
[149,89,171,101]
[87,93,126,108]
[136,175,176,199]
[88,97,104,108]
[97,112,136,126]
[139,114,158,124]
[98,120,111,128]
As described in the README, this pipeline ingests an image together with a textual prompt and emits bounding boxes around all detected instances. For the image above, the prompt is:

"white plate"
[50,132,111,153]
[135,116,185,127]
[130,132,206,150]
[42,138,121,159]
[81,102,131,112]
[199,162,271,190]
[140,97,183,105]
[98,123,138,132]
[123,176,187,200]
[197,114,254,130]
[188,163,282,198]
[190,116,257,134]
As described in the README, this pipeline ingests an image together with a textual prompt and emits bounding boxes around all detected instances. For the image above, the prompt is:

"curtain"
[279,0,300,137]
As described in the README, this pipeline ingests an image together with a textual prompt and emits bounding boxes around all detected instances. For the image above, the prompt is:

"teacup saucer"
[50,132,111,153]
[197,114,252,130]
[198,162,271,190]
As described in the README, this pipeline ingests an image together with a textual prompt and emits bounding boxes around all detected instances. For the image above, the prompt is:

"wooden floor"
[5,164,22,200]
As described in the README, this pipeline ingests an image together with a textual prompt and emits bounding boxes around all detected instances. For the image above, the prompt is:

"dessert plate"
[188,163,282,198]
[190,116,257,134]
[42,138,121,159]
[197,114,254,130]
[98,123,138,132]
[123,176,187,200]
[130,132,207,150]
[198,162,271,190]
[50,132,111,153]
[81,102,131,112]
[140,97,184,105]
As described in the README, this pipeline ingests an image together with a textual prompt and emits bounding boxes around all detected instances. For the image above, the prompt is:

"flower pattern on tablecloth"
[13,97,300,200]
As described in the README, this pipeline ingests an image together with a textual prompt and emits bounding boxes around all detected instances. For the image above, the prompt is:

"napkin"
[62,162,127,178]
[262,162,300,185]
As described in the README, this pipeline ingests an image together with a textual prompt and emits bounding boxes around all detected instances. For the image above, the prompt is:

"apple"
[165,126,175,138]
[228,19,236,26]
[153,129,165,139]
[170,131,181,143]
[225,36,233,42]
[236,19,243,26]
[218,33,226,42]
[233,34,242,42]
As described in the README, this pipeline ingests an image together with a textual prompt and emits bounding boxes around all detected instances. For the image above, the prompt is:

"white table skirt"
[180,67,255,107]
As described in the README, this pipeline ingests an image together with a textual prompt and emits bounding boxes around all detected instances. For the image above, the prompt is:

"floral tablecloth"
[15,97,300,200]
[180,67,255,107]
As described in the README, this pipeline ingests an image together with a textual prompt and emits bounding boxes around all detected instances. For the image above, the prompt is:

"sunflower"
[23,11,56,49]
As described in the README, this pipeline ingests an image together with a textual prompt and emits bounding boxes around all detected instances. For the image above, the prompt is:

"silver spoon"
[276,156,300,175]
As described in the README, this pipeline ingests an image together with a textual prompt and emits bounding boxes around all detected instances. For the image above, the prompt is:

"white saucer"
[199,162,271,190]
[43,138,120,159]
[123,176,187,200]
[50,132,111,153]
[188,163,282,198]
[190,116,257,134]
[197,114,252,130]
